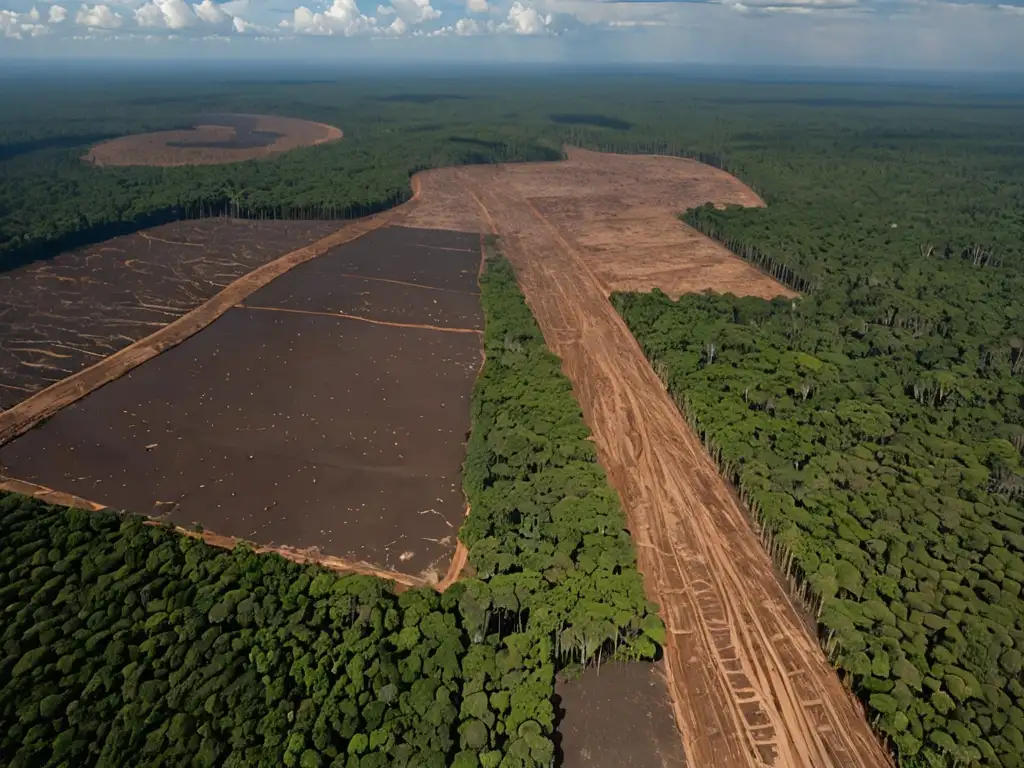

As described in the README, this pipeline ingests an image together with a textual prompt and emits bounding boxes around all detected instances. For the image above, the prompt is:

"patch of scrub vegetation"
[0,239,661,768]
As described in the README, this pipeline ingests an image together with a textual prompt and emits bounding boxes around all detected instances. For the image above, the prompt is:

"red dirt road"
[406,158,890,768]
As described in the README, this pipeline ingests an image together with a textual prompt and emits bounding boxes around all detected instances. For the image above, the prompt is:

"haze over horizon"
[2,0,1024,72]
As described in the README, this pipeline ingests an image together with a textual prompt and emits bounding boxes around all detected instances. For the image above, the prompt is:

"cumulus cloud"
[134,0,198,29]
[286,0,376,35]
[466,0,488,12]
[500,1,550,33]
[391,0,439,23]
[1,7,53,36]
[75,3,124,27]
[48,3,67,21]
[193,0,229,23]
[376,3,394,13]
[454,14,486,32]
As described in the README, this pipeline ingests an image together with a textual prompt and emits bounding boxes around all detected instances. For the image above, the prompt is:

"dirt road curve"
[396,155,889,768]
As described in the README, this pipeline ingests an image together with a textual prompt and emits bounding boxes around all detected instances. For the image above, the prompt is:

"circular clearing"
[84,113,343,167]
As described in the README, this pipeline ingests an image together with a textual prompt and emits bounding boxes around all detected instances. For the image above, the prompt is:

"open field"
[397,151,886,767]
[0,226,482,580]
[85,113,343,166]
[555,662,687,768]
[399,147,794,300]
[0,218,339,410]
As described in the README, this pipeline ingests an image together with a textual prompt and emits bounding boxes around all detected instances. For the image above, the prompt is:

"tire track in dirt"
[458,173,891,768]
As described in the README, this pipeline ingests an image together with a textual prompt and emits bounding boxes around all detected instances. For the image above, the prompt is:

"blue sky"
[2,0,1024,70]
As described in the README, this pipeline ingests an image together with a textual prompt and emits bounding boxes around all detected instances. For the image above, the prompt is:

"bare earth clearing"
[555,661,687,768]
[85,113,342,167]
[0,227,482,581]
[394,148,887,768]
[1,147,884,767]
[0,219,338,410]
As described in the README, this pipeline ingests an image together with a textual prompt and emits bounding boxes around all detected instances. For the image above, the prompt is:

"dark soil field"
[0,226,482,579]
[555,661,687,768]
[85,113,343,167]
[247,226,482,329]
[0,218,339,411]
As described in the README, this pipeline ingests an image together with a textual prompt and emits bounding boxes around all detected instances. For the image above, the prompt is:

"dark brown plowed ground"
[555,662,687,768]
[0,218,339,411]
[0,226,483,580]
[248,227,482,328]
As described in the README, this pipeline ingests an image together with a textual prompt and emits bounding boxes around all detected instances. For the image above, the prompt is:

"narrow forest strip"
[0,214,391,446]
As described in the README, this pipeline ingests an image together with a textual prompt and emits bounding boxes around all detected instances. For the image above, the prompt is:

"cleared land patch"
[85,113,342,167]
[0,226,482,580]
[0,218,339,410]
[555,662,687,768]
[398,147,790,300]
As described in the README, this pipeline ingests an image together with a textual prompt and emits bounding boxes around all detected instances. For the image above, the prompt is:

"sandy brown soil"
[0,227,483,581]
[86,113,342,167]
[398,147,795,301]
[555,661,687,768]
[393,150,886,767]
[0,218,340,411]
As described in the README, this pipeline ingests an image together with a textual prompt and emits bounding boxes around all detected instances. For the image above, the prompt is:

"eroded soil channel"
[0,226,482,579]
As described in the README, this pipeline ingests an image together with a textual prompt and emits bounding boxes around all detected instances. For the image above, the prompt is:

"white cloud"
[391,0,439,23]
[231,14,265,31]
[75,3,124,27]
[384,13,405,31]
[997,3,1024,13]
[499,0,550,33]
[193,0,229,23]
[287,0,375,35]
[454,14,486,32]
[1,7,53,36]
[376,3,394,13]
[466,0,487,12]
[606,19,666,26]
[134,0,197,29]
[47,3,67,21]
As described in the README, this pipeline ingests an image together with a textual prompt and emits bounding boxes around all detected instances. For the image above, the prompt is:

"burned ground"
[0,226,482,579]
[0,218,340,411]
[85,113,342,167]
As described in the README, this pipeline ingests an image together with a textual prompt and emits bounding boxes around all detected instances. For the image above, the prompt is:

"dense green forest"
[600,81,1024,768]
[0,242,659,767]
